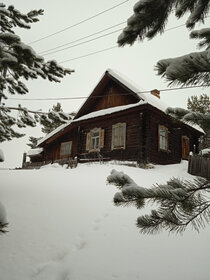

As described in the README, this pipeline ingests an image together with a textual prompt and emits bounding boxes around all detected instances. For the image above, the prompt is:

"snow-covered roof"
[27,148,43,157]
[107,69,169,112]
[200,148,210,155]
[182,121,204,134]
[75,68,144,118]
[73,102,143,122]
[37,121,72,146]
[107,68,144,94]
[37,69,204,146]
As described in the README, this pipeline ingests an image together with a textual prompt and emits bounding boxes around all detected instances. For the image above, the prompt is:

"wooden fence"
[22,158,78,169]
[188,156,210,179]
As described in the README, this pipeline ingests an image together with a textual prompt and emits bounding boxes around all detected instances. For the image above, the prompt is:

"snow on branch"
[0,200,8,234]
[0,3,74,142]
[107,169,210,234]
[156,49,210,86]
[117,0,210,46]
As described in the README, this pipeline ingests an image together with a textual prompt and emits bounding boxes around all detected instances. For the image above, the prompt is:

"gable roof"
[74,69,142,119]
[37,121,72,146]
[37,69,204,146]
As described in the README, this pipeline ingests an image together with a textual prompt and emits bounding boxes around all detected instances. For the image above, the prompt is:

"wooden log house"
[27,69,204,166]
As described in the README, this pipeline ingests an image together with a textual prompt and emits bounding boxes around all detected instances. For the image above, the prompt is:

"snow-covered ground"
[0,161,209,280]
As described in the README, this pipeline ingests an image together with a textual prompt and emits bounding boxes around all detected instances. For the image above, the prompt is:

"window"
[60,141,72,156]
[112,123,126,150]
[86,128,104,151]
[159,125,168,151]
[91,130,100,150]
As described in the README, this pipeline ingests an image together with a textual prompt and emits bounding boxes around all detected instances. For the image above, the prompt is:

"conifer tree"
[27,103,75,149]
[166,93,210,148]
[107,170,210,234]
[0,3,74,143]
[187,93,210,114]
[111,0,210,234]
[27,136,42,149]
[40,103,75,134]
[118,0,210,86]
[0,3,74,234]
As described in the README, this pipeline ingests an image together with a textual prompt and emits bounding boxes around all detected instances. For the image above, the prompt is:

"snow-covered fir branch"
[107,169,210,234]
[118,0,210,46]
[0,104,74,142]
[117,0,210,86]
[0,3,74,142]
[0,200,8,234]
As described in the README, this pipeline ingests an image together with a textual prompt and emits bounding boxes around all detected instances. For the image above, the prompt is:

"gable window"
[159,125,168,151]
[112,123,126,150]
[60,141,72,156]
[86,128,104,152]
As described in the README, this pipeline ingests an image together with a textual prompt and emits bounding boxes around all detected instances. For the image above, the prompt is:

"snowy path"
[0,162,209,280]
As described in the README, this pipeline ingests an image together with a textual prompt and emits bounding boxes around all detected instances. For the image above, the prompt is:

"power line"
[39,22,126,55]
[42,28,123,56]
[59,45,118,63]
[28,0,129,45]
[165,23,185,32]
[38,17,202,61]
[55,23,187,63]
[7,85,209,101]
[38,22,187,57]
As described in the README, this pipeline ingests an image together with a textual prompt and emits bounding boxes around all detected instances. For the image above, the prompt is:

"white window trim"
[111,122,126,150]
[86,128,105,152]
[90,128,100,152]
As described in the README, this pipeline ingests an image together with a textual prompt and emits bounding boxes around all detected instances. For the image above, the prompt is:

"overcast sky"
[1,0,210,168]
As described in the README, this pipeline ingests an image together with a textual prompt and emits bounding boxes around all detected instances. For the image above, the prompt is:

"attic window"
[159,125,168,151]
[112,123,126,150]
[60,141,72,156]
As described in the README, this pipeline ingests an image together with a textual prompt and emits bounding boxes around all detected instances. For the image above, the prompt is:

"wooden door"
[182,136,190,159]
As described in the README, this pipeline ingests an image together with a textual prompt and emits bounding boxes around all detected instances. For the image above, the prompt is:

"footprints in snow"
[92,209,111,232]
[32,209,112,279]
[73,208,112,252]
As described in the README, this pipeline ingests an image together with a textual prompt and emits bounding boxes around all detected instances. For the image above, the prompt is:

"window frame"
[158,125,168,152]
[86,128,105,152]
[60,141,72,156]
[90,128,100,151]
[111,122,126,150]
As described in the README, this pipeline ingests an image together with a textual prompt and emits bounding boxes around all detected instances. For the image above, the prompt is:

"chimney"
[151,89,160,99]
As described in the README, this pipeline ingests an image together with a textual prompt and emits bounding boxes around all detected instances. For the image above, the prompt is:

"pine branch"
[0,4,75,142]
[0,222,8,234]
[7,106,48,115]
[107,170,210,234]
[118,0,210,46]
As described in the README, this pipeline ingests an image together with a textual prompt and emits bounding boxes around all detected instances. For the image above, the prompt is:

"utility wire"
[54,24,187,63]
[41,22,186,57]
[7,85,209,101]
[39,22,126,55]
[39,14,210,61]
[42,28,123,56]
[28,0,129,45]
[38,16,209,59]
[38,22,185,56]
[59,45,118,63]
